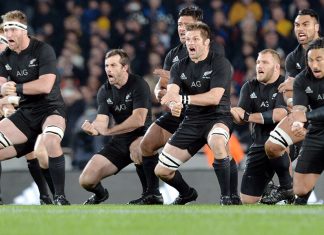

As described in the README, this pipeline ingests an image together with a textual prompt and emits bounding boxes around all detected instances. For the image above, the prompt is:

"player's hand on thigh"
[277,116,305,143]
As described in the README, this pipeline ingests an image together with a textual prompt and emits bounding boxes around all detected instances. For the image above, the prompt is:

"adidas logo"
[172,56,179,63]
[5,64,11,70]
[107,98,113,104]
[305,86,313,94]
[180,73,187,80]
[250,92,257,99]
[296,63,301,70]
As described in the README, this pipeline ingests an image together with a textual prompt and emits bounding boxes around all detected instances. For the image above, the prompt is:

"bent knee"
[240,194,261,204]
[265,140,285,158]
[154,165,174,180]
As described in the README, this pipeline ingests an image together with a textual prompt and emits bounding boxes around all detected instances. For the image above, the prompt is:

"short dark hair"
[297,9,319,23]
[258,49,281,64]
[178,6,203,21]
[306,37,324,76]
[186,22,211,41]
[105,49,130,67]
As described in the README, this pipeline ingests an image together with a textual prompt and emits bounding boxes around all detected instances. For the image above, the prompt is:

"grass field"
[0,204,324,235]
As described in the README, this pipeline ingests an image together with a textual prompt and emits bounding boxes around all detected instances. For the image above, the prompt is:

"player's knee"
[43,126,64,142]
[79,173,96,189]
[140,137,157,155]
[240,194,260,204]
[264,140,284,158]
[0,132,13,148]
[208,128,229,152]
[293,180,311,196]
[155,151,181,179]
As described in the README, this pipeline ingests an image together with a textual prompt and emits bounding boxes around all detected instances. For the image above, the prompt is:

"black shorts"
[169,115,232,156]
[155,112,184,134]
[241,146,275,197]
[8,106,66,139]
[97,132,144,172]
[14,137,37,157]
[295,126,324,174]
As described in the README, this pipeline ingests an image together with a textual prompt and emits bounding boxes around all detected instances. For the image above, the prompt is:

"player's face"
[256,53,276,83]
[294,15,319,45]
[105,55,127,86]
[185,30,209,61]
[4,27,25,51]
[178,16,196,43]
[307,48,324,79]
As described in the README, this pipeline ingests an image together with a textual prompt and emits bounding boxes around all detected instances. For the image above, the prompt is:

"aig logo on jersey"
[17,69,28,76]
[260,101,269,108]
[114,104,127,111]
[29,58,38,67]
[202,70,212,79]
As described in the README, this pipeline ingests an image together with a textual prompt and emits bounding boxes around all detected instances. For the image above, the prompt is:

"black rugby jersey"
[0,38,64,110]
[294,69,324,125]
[285,44,305,77]
[170,51,231,118]
[238,75,286,146]
[97,74,152,135]
[163,41,225,70]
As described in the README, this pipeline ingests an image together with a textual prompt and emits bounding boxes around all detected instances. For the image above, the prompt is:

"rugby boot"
[260,187,295,205]
[220,195,232,205]
[54,195,71,205]
[231,194,242,205]
[172,187,198,205]
[83,189,109,205]
[262,180,279,198]
[128,193,164,205]
[40,195,53,205]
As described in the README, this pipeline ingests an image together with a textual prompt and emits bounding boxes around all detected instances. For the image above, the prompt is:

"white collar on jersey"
[3,21,27,31]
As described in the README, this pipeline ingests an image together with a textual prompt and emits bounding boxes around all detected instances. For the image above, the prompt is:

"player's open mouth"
[257,70,264,74]
[298,33,306,39]
[189,47,195,53]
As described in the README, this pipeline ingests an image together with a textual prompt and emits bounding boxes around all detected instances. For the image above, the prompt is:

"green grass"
[0,205,324,235]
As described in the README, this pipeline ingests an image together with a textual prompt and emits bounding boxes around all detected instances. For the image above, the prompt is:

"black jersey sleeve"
[0,54,9,78]
[274,92,287,108]
[97,85,110,115]
[210,56,232,89]
[163,50,173,70]
[293,72,309,107]
[238,81,253,112]
[132,79,151,110]
[38,43,57,76]
[169,62,181,86]
[285,52,297,77]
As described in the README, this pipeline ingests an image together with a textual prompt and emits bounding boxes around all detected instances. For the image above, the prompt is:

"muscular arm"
[94,108,148,135]
[189,87,225,106]
[17,74,56,95]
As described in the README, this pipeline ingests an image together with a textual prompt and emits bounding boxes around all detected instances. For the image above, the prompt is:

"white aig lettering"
[114,104,127,111]
[191,81,201,87]
[260,101,269,108]
[17,69,28,76]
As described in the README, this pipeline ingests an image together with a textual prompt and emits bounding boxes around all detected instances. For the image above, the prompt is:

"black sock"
[135,164,147,194]
[27,159,49,197]
[87,182,106,198]
[269,153,292,189]
[213,157,231,196]
[230,158,238,196]
[142,154,160,195]
[41,168,55,196]
[296,190,312,205]
[48,155,66,196]
[161,170,190,196]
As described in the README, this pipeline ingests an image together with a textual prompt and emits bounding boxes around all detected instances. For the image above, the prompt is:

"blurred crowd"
[0,0,323,169]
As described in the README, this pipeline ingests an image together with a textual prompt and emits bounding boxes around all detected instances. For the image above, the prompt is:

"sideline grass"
[0,204,324,235]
